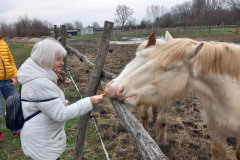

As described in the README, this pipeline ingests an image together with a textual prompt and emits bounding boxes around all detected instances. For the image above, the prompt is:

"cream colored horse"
[105,31,240,160]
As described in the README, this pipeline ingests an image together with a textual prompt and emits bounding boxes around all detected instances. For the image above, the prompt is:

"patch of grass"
[70,27,239,42]
[71,32,102,43]
[0,119,31,160]
[9,42,34,68]
[65,85,82,102]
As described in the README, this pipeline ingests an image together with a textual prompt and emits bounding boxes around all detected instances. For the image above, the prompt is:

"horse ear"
[165,31,173,41]
[185,43,204,62]
[145,31,156,48]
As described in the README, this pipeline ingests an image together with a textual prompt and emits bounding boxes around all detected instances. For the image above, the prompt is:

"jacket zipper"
[0,56,6,80]
[52,128,63,140]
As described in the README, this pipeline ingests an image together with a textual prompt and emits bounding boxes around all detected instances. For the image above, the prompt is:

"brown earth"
[64,34,240,160]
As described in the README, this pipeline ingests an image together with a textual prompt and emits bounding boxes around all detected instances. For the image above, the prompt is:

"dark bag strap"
[24,110,42,122]
[21,97,58,103]
[21,97,58,122]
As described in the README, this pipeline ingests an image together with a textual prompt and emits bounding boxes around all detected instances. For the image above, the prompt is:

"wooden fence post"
[74,21,114,160]
[60,25,67,73]
[54,25,58,40]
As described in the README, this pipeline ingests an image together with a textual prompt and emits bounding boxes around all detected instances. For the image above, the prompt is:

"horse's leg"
[211,136,226,160]
[155,107,167,145]
[236,138,240,160]
[139,105,153,132]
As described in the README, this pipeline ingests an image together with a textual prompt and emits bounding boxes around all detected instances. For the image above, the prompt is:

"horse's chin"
[123,96,137,106]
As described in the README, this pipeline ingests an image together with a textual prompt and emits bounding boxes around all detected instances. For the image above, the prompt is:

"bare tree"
[152,0,237,27]
[126,18,137,28]
[159,13,174,27]
[114,4,134,30]
[0,20,16,38]
[146,5,167,28]
[192,0,206,19]
[43,20,53,29]
[73,20,83,31]
[139,19,148,28]
[229,0,240,9]
[15,14,32,37]
[0,19,8,35]
[17,14,31,29]
[171,1,193,26]
[205,0,227,10]
[228,0,240,22]
[63,22,74,30]
[14,15,51,37]
[32,18,44,29]
[92,21,100,29]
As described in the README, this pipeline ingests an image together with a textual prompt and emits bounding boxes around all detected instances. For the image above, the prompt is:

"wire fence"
[112,25,240,40]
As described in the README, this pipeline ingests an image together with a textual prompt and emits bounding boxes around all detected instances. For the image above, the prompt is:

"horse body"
[104,31,240,159]
[197,81,240,137]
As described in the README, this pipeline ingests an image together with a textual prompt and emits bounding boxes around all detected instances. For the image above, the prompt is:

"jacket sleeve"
[7,47,18,78]
[35,83,93,122]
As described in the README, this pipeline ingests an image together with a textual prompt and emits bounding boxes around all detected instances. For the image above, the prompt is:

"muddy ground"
[65,34,239,160]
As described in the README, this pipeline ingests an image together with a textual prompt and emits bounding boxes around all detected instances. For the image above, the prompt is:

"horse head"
[104,31,204,107]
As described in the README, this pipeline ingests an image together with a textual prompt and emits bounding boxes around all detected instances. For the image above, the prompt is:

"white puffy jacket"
[17,58,93,160]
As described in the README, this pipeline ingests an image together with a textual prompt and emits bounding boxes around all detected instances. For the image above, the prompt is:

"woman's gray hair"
[30,38,67,69]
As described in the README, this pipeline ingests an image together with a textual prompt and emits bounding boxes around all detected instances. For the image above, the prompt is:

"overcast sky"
[1,0,187,27]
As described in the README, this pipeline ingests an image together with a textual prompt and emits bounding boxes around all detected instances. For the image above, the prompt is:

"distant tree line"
[0,15,53,38]
[159,0,240,27]
[115,0,240,29]
[1,0,239,37]
[0,15,100,38]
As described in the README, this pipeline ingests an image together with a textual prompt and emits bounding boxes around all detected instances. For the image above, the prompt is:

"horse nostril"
[117,87,124,97]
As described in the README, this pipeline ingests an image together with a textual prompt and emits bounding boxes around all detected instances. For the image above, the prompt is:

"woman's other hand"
[11,78,17,85]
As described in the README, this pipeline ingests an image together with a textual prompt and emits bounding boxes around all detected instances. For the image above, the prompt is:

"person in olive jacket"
[0,34,19,141]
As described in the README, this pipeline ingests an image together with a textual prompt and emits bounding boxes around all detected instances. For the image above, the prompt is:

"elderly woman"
[17,38,104,160]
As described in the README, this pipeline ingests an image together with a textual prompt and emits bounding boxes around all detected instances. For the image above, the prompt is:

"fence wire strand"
[66,68,110,159]
[67,68,82,99]
[91,115,110,160]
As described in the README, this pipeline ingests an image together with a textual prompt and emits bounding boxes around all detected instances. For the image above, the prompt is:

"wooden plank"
[54,25,58,40]
[60,25,67,73]
[74,21,114,160]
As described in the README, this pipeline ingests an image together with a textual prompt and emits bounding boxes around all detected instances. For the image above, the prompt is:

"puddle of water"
[110,37,147,44]
[110,36,163,44]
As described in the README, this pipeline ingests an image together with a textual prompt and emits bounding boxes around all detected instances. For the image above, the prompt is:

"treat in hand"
[102,93,107,97]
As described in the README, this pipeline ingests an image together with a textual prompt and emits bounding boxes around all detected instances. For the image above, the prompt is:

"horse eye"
[160,66,169,71]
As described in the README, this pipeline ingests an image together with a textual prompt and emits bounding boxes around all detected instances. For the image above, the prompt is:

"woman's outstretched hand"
[90,93,106,105]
